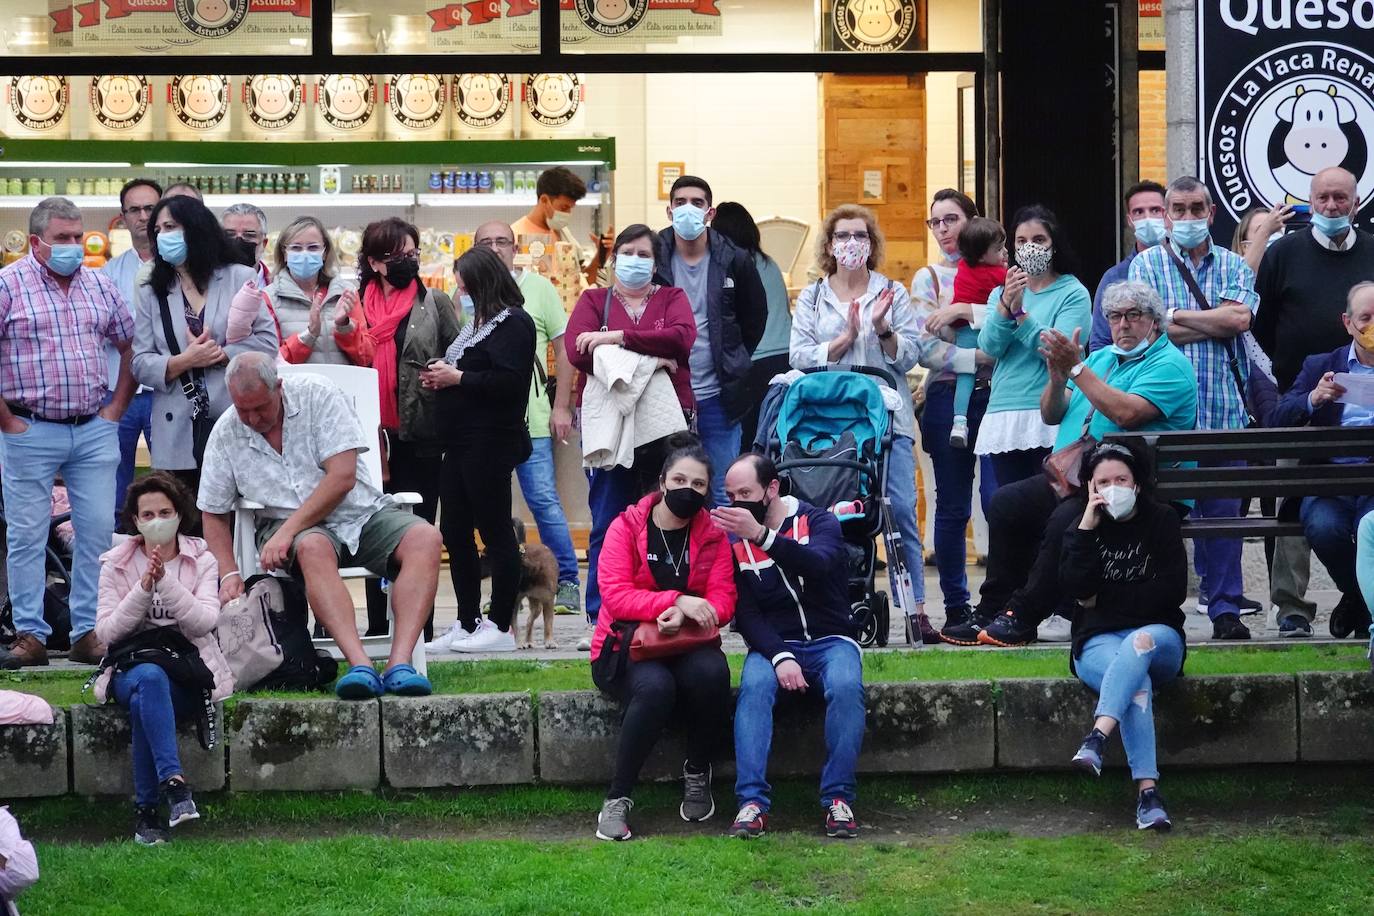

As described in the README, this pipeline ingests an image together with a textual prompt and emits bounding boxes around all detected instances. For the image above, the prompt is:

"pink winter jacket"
[93,534,234,703]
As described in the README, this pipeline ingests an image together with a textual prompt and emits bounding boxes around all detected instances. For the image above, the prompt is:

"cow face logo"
[9,76,68,131]
[387,74,445,130]
[91,75,150,131]
[169,75,229,130]
[525,73,582,127]
[574,0,648,36]
[453,74,510,130]
[318,74,376,130]
[1206,43,1374,222]
[245,75,303,130]
[833,0,917,52]
[174,0,247,39]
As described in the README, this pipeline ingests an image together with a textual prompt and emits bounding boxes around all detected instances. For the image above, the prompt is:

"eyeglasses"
[925,215,962,230]
[286,244,324,254]
[833,231,870,242]
[475,237,515,249]
[387,251,419,262]
[123,204,155,216]
[1104,309,1148,324]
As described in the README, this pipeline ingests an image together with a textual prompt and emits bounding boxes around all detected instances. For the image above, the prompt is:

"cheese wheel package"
[165,75,232,140]
[383,73,448,142]
[520,73,586,139]
[450,74,515,140]
[241,74,308,141]
[312,75,380,141]
[3,76,71,139]
[85,75,154,140]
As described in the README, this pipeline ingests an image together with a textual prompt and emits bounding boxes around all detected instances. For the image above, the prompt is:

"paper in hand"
[1333,372,1374,407]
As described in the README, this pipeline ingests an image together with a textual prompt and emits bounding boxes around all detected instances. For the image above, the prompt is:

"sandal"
[381,663,433,697]
[334,664,384,700]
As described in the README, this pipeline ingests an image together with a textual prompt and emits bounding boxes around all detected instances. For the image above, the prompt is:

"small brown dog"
[507,519,560,649]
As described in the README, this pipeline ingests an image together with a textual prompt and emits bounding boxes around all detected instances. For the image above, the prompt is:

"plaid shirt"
[0,254,134,419]
[1129,240,1259,431]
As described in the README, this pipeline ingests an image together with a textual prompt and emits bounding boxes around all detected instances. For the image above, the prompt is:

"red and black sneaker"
[977,609,1037,647]
[824,798,858,839]
[729,802,768,839]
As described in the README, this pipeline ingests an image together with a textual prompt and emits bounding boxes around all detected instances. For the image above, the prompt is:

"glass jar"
[333,11,378,54]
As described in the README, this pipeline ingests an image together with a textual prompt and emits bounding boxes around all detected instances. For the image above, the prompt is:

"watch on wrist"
[1166,306,1178,322]
[876,326,894,340]
[1069,362,1087,379]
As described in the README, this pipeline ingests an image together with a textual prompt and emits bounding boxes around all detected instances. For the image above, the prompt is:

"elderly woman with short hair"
[947,280,1199,649]
[268,216,374,366]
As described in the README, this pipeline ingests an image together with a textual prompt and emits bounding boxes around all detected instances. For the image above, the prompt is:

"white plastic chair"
[231,363,427,675]
[757,216,812,286]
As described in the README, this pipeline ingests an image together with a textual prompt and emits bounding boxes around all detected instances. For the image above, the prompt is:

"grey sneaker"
[555,581,581,615]
[134,806,168,846]
[596,796,633,841]
[680,763,715,822]
[163,778,199,828]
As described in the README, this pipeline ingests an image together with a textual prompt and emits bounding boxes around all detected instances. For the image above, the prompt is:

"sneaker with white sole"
[426,622,475,652]
[680,763,715,822]
[949,416,970,449]
[452,618,517,653]
[596,796,633,841]
[1037,613,1073,643]
[163,777,199,828]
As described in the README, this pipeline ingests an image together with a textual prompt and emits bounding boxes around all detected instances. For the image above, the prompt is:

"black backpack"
[239,574,338,692]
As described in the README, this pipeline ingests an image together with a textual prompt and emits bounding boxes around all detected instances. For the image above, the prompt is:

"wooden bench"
[1104,427,1374,539]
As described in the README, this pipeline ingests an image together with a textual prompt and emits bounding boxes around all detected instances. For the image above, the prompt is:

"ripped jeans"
[1074,625,1185,781]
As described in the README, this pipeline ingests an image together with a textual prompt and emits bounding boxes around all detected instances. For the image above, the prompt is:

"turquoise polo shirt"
[1055,332,1198,449]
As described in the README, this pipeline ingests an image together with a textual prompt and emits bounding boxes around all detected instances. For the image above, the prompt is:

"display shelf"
[0,192,608,210]
[415,192,606,208]
[202,194,415,209]
[0,138,617,169]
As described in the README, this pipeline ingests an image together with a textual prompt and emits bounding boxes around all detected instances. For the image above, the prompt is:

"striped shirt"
[1129,240,1259,431]
[0,254,135,419]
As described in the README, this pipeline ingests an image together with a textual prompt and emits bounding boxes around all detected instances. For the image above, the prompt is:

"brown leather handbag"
[629,619,721,661]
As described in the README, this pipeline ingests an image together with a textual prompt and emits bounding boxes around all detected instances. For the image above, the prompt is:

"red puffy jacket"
[590,492,737,660]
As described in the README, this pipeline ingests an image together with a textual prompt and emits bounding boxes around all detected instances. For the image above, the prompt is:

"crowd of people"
[0,162,1371,847]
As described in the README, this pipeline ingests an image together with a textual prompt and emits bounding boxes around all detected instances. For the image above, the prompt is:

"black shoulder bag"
[155,285,215,465]
[99,626,219,750]
[1163,246,1259,428]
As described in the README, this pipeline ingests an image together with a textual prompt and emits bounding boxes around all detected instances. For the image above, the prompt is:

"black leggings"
[366,437,442,638]
[439,439,523,633]
[592,645,732,799]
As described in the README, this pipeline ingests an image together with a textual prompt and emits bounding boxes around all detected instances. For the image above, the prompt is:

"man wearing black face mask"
[221,203,270,288]
[713,454,865,841]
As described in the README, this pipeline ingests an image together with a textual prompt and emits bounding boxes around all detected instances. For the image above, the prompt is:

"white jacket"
[581,345,687,470]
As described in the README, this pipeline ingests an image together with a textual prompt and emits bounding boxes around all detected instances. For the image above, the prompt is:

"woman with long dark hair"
[358,217,460,640]
[421,246,536,653]
[132,195,277,493]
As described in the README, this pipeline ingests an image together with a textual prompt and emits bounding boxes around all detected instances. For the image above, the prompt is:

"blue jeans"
[1194,460,1245,619]
[1302,494,1374,597]
[114,390,153,529]
[694,395,741,508]
[515,436,579,584]
[1074,625,1184,781]
[113,662,201,807]
[583,465,638,622]
[1,417,119,643]
[734,638,865,809]
[885,434,926,609]
[920,381,990,611]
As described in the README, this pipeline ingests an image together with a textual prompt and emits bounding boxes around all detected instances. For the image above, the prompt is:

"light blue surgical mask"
[286,249,324,282]
[157,229,188,266]
[1109,334,1152,359]
[459,293,474,318]
[1132,217,1166,247]
[1169,219,1212,250]
[41,241,84,277]
[1311,211,1352,237]
[614,253,655,289]
[671,203,707,241]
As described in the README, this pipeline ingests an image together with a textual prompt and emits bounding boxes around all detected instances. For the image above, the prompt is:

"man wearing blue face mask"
[0,197,138,667]
[1089,180,1166,354]
[652,176,767,506]
[1129,175,1259,641]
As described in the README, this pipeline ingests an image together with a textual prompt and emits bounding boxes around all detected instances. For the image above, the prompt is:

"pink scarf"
[364,280,419,430]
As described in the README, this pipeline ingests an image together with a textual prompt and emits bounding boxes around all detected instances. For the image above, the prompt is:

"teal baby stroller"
[771,365,918,648]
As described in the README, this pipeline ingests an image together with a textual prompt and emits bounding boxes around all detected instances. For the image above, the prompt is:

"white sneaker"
[426,622,475,652]
[576,623,594,652]
[452,618,517,653]
[1038,613,1073,642]
[949,416,970,449]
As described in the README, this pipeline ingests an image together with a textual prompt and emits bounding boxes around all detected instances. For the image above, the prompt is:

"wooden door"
[820,73,927,284]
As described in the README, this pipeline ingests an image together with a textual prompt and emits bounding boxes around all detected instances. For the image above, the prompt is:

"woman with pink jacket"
[94,472,233,847]
[589,437,736,842]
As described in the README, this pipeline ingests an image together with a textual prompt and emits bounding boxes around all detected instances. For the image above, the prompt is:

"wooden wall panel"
[820,73,927,284]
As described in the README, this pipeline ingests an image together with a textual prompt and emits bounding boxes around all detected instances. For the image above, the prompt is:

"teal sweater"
[977,274,1092,415]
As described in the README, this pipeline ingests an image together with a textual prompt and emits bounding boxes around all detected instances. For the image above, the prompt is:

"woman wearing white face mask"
[1059,443,1187,832]
[790,204,933,641]
[269,216,373,366]
[93,472,234,846]
[564,224,698,649]
[975,205,1092,486]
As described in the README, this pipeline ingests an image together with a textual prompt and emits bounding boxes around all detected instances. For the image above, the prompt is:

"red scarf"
[363,280,419,430]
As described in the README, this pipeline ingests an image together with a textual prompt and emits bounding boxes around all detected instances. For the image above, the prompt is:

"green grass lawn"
[3,643,1367,709]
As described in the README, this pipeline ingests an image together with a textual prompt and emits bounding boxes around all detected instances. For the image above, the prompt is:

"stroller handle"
[774,456,879,488]
[802,362,903,393]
